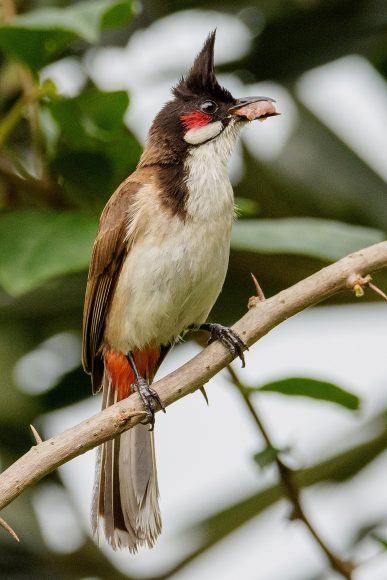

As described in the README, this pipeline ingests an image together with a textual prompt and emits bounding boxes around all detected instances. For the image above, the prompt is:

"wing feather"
[82,178,141,393]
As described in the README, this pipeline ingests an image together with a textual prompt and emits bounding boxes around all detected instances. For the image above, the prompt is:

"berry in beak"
[229,96,279,122]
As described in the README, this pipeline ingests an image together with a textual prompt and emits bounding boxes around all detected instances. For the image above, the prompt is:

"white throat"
[184,120,242,220]
[183,120,223,145]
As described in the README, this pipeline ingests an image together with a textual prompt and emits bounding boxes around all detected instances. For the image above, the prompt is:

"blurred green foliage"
[0,0,386,578]
[0,0,132,69]
[249,376,360,411]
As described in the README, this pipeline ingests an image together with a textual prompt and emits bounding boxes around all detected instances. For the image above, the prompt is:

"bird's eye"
[200,100,218,114]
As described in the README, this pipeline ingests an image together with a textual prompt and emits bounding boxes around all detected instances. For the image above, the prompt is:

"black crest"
[173,31,233,102]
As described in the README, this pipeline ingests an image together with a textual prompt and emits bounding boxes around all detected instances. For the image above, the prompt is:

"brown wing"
[82,178,140,393]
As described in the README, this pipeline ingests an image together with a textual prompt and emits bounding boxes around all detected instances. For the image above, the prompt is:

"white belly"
[105,136,236,352]
[105,214,231,351]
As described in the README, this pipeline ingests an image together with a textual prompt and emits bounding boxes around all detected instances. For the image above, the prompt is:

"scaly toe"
[135,378,164,429]
[228,328,248,350]
[210,325,247,368]
[148,386,166,413]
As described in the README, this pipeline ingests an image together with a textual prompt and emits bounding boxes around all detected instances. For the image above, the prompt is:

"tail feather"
[120,427,161,547]
[92,349,162,552]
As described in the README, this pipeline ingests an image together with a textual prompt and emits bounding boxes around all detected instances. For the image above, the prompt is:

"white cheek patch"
[183,121,223,145]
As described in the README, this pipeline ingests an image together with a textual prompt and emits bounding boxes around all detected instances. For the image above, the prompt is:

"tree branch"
[0,241,386,517]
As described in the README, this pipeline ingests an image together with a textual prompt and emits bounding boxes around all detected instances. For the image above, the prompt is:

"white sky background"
[37,8,387,580]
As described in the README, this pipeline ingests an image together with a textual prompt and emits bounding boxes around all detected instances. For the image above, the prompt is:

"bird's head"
[145,31,278,161]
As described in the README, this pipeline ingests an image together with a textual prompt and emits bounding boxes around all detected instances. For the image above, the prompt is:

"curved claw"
[205,323,248,368]
[135,378,165,431]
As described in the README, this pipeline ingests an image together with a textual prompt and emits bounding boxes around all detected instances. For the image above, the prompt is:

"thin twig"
[30,424,43,444]
[368,281,387,302]
[347,273,387,302]
[0,242,386,529]
[227,364,354,578]
[248,273,266,309]
[251,273,266,301]
[0,515,19,542]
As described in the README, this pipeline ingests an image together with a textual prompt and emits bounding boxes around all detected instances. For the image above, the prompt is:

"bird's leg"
[196,323,248,368]
[126,352,165,430]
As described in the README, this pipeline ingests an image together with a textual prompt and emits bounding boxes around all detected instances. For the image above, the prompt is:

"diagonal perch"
[0,241,386,516]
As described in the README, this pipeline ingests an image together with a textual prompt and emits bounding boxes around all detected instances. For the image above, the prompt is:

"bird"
[82,30,278,552]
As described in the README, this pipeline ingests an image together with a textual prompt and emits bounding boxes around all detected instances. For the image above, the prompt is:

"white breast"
[105,124,241,353]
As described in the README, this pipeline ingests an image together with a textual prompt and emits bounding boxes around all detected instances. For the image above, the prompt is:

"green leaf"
[0,0,132,70]
[253,445,285,469]
[48,89,130,148]
[46,88,141,210]
[254,377,360,411]
[231,218,385,261]
[0,210,97,296]
[76,90,130,133]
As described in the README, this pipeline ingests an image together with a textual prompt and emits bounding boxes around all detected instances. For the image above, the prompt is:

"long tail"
[91,348,162,552]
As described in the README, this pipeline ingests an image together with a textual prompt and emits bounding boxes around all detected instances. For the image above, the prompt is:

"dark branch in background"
[153,412,387,580]
[0,242,386,579]
[228,277,354,578]
[227,365,354,579]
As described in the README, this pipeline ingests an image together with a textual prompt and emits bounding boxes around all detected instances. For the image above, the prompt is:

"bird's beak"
[229,96,279,121]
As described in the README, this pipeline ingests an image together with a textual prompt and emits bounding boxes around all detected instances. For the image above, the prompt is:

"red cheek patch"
[180,110,212,130]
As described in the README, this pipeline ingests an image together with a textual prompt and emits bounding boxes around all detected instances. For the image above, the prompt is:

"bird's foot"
[133,377,165,430]
[200,323,248,368]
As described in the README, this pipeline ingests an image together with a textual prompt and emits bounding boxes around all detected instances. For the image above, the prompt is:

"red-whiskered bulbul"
[82,31,278,552]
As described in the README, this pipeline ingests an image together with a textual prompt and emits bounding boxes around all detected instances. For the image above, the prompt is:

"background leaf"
[0,210,97,296]
[231,218,385,262]
[46,88,141,211]
[254,377,360,411]
[253,445,286,469]
[0,0,132,69]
